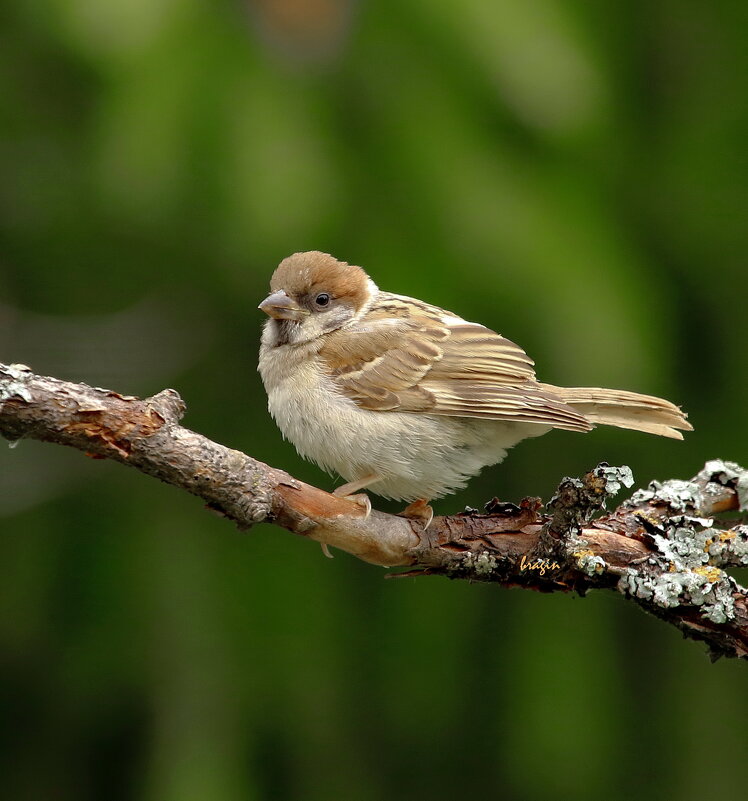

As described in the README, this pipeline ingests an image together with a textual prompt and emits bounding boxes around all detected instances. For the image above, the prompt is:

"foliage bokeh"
[1,1,747,799]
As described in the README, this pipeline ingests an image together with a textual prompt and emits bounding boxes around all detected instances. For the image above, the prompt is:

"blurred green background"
[1,1,747,799]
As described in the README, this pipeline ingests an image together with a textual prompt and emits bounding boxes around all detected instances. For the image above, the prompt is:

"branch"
[1,363,747,660]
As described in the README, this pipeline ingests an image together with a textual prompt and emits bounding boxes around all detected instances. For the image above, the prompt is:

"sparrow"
[258,251,692,525]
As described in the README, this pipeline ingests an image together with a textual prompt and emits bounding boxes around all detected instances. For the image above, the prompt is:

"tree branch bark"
[1,363,747,660]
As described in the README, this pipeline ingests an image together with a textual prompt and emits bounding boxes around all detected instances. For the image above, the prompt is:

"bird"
[258,251,692,527]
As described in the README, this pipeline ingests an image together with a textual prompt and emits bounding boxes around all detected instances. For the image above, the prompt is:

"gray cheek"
[265,305,354,347]
[321,305,354,332]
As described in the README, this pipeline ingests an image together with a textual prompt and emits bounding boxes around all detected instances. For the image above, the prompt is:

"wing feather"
[318,297,591,431]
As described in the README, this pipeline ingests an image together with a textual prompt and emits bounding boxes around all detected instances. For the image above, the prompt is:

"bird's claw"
[398,498,434,529]
[344,492,371,518]
[320,542,334,558]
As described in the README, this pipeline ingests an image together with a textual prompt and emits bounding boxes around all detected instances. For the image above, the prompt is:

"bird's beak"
[258,290,309,321]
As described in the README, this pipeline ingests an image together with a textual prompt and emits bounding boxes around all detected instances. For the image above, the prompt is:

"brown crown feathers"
[270,251,370,310]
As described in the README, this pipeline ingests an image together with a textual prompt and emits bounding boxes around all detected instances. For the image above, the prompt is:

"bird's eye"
[315,293,330,307]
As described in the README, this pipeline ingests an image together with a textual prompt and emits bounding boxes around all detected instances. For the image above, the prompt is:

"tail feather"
[540,385,693,440]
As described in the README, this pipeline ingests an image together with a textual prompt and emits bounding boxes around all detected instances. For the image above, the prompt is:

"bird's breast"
[258,341,360,473]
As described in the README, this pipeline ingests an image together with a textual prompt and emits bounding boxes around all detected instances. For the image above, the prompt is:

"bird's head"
[259,251,375,345]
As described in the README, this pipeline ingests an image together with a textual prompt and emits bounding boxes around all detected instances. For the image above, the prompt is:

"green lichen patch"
[596,464,634,496]
[651,515,714,567]
[462,550,498,577]
[618,510,743,624]
[619,562,736,623]
[573,549,606,576]
[708,525,748,566]
[626,479,700,513]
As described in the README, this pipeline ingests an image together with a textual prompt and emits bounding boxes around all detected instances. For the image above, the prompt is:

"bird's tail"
[541,385,693,440]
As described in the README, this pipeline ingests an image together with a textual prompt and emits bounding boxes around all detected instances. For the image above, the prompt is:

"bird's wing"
[318,300,592,432]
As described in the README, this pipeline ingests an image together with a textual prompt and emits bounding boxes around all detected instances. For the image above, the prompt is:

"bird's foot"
[345,492,372,518]
[332,475,376,520]
[398,498,434,529]
[319,488,372,558]
[332,485,372,519]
